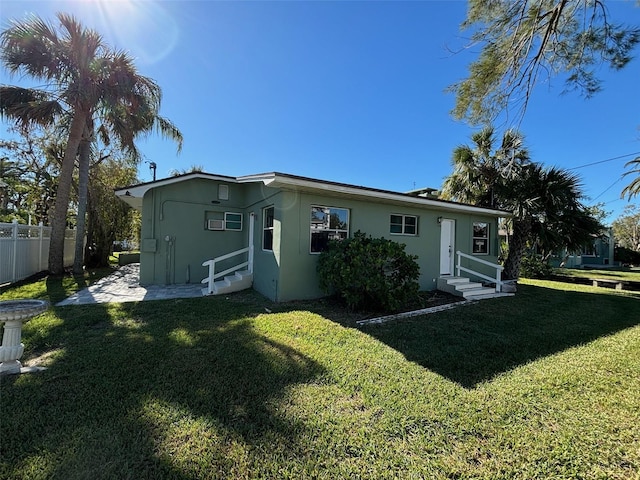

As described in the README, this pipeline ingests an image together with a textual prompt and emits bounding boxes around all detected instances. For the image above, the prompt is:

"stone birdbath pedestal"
[0,299,48,375]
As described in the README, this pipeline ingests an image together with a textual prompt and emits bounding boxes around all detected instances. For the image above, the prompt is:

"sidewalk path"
[56,264,203,306]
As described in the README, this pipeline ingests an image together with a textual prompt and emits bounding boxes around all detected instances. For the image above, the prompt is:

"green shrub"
[615,246,640,266]
[519,254,553,279]
[317,231,420,312]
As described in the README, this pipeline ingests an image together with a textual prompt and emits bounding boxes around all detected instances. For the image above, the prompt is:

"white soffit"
[115,173,237,210]
[263,173,511,217]
[117,170,512,218]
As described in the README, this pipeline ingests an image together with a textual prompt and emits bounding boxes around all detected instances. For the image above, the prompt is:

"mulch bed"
[263,290,465,327]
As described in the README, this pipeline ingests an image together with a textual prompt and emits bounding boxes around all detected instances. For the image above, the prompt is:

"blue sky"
[1,0,639,223]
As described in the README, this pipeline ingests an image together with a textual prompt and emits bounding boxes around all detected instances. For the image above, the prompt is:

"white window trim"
[224,212,243,231]
[472,222,490,256]
[390,214,418,236]
[310,205,349,254]
[262,206,274,251]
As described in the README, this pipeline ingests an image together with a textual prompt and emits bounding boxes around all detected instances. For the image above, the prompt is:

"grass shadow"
[1,295,325,479]
[360,283,640,388]
[270,290,464,327]
[0,268,115,305]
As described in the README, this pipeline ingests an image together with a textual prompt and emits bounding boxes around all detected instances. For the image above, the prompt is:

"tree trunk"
[84,187,96,267]
[93,232,113,268]
[503,217,532,280]
[84,186,112,268]
[72,121,93,275]
[48,111,87,275]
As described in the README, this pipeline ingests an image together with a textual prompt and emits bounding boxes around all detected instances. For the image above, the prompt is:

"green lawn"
[1,277,639,479]
[552,266,640,283]
[0,267,116,305]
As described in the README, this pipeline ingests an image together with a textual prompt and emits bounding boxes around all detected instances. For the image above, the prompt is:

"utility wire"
[591,176,625,201]
[601,197,626,205]
[575,152,640,205]
[569,151,640,171]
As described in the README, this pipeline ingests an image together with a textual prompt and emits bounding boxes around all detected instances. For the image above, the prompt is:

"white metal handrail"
[455,250,504,292]
[201,213,255,295]
[201,247,249,294]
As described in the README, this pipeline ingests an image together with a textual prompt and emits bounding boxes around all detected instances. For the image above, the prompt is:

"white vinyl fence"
[0,220,76,286]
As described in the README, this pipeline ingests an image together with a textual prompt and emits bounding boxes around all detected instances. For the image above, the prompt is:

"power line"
[601,197,626,205]
[569,151,640,171]
[591,176,624,201]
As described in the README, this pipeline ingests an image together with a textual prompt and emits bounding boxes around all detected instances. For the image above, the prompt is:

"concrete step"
[234,270,252,281]
[454,282,484,291]
[438,275,499,299]
[467,292,516,301]
[215,278,232,289]
[440,276,471,285]
[203,270,253,295]
[461,287,498,298]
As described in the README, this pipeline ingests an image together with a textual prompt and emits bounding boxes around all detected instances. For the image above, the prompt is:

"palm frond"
[0,86,62,127]
[621,157,640,199]
[2,12,181,181]
[96,124,111,147]
[154,115,183,153]
[0,14,62,79]
[56,13,105,78]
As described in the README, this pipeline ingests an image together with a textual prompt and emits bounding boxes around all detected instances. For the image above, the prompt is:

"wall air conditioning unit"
[207,219,225,231]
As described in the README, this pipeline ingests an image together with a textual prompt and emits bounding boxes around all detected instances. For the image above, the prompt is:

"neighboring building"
[549,228,616,268]
[115,172,510,302]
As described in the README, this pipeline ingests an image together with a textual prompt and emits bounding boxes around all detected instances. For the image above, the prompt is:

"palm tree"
[72,119,94,275]
[1,13,180,275]
[499,164,602,279]
[442,128,602,280]
[441,127,531,208]
[169,165,205,177]
[72,83,183,274]
[1,14,106,274]
[621,156,640,199]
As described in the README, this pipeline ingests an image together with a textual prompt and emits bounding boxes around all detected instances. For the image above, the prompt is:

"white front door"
[439,219,455,275]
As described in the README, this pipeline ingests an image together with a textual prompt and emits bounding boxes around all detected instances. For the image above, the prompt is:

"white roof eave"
[116,170,512,218]
[114,173,238,211]
[266,174,512,217]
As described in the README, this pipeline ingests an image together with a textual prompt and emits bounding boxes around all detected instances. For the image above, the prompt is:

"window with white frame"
[582,243,597,256]
[390,214,417,235]
[472,222,489,255]
[263,206,274,251]
[224,212,243,231]
[310,205,349,253]
[206,211,242,231]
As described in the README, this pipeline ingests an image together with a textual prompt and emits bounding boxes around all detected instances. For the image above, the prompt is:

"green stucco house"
[548,228,617,268]
[116,172,510,302]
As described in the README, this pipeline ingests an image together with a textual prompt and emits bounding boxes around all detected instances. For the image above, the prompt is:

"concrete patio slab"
[56,264,203,306]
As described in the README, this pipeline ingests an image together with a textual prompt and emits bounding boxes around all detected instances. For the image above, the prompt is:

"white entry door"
[439,219,455,275]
